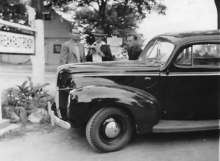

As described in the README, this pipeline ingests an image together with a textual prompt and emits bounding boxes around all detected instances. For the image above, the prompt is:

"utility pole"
[29,0,45,85]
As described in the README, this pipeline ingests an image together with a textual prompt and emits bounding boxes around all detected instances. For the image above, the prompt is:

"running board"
[152,120,220,133]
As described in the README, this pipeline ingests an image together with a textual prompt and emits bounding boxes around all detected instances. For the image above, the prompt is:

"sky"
[138,0,217,43]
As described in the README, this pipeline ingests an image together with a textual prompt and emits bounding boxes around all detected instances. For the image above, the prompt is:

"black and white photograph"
[0,0,219,161]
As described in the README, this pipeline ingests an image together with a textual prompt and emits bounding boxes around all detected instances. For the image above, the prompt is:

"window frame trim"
[174,40,220,69]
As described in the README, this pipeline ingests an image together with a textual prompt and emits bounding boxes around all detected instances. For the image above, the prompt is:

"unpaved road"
[0,124,219,161]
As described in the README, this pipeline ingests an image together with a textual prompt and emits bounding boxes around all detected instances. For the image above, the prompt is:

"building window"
[54,44,61,54]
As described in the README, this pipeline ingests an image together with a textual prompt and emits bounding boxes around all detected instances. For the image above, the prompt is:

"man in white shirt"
[86,28,113,62]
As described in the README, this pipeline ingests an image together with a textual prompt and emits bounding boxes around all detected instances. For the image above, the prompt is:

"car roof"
[154,30,220,44]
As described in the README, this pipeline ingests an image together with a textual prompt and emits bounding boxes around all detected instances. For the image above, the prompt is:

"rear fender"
[69,85,161,133]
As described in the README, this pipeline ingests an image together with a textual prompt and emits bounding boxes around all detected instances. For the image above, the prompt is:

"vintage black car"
[52,30,220,153]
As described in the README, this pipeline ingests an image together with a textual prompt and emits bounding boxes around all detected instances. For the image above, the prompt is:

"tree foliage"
[0,0,219,30]
[0,0,28,24]
[66,0,166,35]
[54,0,166,45]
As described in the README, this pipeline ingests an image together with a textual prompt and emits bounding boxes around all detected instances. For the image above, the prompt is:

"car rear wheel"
[86,107,134,153]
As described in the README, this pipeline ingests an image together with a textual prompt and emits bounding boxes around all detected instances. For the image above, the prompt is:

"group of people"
[60,27,143,65]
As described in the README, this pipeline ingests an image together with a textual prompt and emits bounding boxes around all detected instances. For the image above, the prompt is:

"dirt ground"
[0,123,219,161]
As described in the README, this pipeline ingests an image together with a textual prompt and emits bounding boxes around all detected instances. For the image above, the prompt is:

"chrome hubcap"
[104,118,121,139]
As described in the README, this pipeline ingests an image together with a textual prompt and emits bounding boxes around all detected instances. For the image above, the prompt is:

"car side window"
[175,47,192,66]
[192,44,220,66]
[175,43,220,67]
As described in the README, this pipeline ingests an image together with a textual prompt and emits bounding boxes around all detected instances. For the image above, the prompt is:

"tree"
[1,0,166,35]
[75,4,141,36]
[76,0,165,28]
[51,0,166,33]
[214,0,220,29]
[0,0,27,24]
[52,0,166,45]
[30,0,44,19]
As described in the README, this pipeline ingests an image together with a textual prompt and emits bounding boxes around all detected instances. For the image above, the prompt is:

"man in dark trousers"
[126,34,142,60]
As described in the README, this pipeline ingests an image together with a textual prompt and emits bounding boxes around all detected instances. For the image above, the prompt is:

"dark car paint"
[56,30,220,134]
[159,35,220,120]
[68,85,161,133]
[57,66,163,133]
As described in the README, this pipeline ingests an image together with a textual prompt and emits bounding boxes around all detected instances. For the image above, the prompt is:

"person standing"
[86,28,113,62]
[126,34,142,60]
[60,27,86,65]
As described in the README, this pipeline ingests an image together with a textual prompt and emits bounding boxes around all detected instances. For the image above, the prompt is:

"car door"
[163,41,220,120]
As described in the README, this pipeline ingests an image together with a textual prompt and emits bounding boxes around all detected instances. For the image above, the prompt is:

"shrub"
[1,77,54,124]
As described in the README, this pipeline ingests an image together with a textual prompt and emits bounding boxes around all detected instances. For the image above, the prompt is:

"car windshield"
[139,38,175,66]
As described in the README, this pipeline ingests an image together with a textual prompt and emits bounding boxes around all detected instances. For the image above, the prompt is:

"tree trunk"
[31,0,43,20]
[99,0,107,29]
[214,0,220,29]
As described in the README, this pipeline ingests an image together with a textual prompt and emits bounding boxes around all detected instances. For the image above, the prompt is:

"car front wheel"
[86,107,134,153]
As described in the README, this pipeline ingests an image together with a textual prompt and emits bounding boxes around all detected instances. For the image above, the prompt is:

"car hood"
[58,60,161,74]
[57,60,161,92]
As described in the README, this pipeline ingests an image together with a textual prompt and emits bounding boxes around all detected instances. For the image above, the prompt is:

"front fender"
[69,85,161,133]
